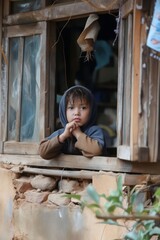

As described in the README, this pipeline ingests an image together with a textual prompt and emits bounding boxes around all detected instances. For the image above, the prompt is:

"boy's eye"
[81,106,87,110]
[67,106,73,109]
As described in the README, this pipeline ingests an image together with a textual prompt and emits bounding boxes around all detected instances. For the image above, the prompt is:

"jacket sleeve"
[39,136,63,160]
[75,132,103,157]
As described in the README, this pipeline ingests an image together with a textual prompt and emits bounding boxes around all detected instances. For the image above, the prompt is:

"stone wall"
[0,166,127,240]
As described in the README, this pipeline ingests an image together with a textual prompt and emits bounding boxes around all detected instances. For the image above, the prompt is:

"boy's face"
[66,97,90,126]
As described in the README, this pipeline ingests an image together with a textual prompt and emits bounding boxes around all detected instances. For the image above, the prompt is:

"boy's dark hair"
[59,85,97,128]
[65,87,91,107]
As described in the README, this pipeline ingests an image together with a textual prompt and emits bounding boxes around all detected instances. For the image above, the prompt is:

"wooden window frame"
[1,22,48,154]
[1,0,160,170]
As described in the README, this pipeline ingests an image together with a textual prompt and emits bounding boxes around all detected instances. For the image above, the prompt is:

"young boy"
[39,85,109,159]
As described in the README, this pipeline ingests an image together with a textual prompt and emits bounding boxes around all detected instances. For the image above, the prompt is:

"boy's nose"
[74,108,80,115]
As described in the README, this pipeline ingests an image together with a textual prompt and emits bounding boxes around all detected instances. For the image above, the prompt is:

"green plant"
[66,176,160,240]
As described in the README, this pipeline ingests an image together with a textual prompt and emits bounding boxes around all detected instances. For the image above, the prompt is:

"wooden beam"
[11,166,97,179]
[121,0,134,18]
[10,166,156,186]
[3,142,39,154]
[1,154,160,174]
[3,1,119,26]
[130,1,142,160]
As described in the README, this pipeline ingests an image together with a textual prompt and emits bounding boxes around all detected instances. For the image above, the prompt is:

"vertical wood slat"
[0,0,3,153]
[3,38,9,142]
[148,59,159,162]
[121,0,134,18]
[15,37,24,141]
[44,22,56,137]
[138,11,149,148]
[117,13,125,146]
[147,0,160,163]
[3,0,10,17]
[123,13,132,145]
[48,22,56,135]
[155,62,160,162]
[39,22,47,140]
[130,1,142,161]
[157,63,160,162]
[117,0,134,159]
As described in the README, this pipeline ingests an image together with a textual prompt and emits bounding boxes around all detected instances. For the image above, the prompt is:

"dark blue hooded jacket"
[47,85,109,155]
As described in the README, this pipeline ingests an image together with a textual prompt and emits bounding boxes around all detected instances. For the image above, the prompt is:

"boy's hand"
[72,126,82,139]
[58,121,79,143]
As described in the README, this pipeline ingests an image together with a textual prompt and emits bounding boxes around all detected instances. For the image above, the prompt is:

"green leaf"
[154,188,160,199]
[149,226,160,235]
[100,193,108,200]
[129,191,138,205]
[117,175,123,192]
[107,191,120,200]
[126,205,133,214]
[104,201,123,213]
[104,201,116,212]
[143,220,155,227]
[102,219,120,226]
[124,231,138,240]
[63,193,81,200]
[86,203,101,210]
[86,184,100,204]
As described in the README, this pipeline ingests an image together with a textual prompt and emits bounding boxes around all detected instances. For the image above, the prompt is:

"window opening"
[55,13,118,153]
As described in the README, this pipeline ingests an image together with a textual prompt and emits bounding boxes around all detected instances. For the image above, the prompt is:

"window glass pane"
[8,38,20,140]
[10,0,42,14]
[20,35,40,142]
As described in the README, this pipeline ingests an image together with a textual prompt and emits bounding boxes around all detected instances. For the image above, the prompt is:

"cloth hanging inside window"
[77,14,100,61]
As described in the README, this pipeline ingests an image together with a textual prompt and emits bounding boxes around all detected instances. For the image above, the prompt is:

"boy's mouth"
[74,118,81,122]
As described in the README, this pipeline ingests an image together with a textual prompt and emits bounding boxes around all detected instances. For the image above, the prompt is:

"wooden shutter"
[117,0,160,162]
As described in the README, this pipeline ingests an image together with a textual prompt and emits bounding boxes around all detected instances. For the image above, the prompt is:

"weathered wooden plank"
[148,59,159,162]
[11,166,97,179]
[3,1,119,26]
[0,142,3,154]
[10,165,156,186]
[4,22,46,37]
[154,61,160,162]
[3,0,10,17]
[118,145,149,161]
[138,12,149,148]
[117,8,124,146]
[1,154,160,174]
[0,0,2,147]
[3,38,9,142]
[117,145,131,160]
[130,1,142,160]
[121,0,134,18]
[39,21,48,140]
[15,37,24,141]
[3,142,39,154]
[45,22,56,136]
[123,13,132,145]
[157,65,160,161]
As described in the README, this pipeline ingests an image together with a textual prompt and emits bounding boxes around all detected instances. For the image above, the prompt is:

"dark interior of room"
[56,13,118,148]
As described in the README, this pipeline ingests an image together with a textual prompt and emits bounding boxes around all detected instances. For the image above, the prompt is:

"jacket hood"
[59,85,97,130]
